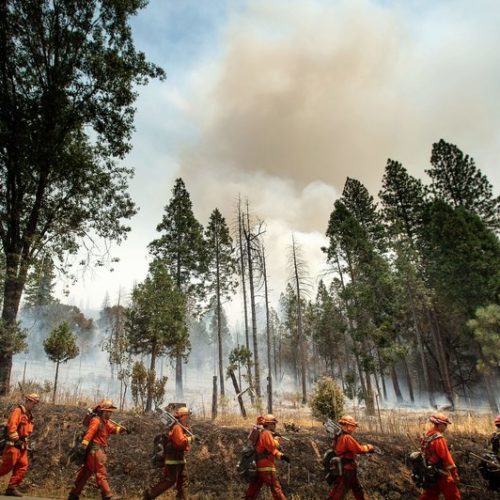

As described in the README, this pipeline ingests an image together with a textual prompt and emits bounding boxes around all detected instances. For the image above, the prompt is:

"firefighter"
[0,393,40,497]
[68,400,129,500]
[245,414,289,500]
[328,415,374,500]
[419,413,460,500]
[143,406,193,500]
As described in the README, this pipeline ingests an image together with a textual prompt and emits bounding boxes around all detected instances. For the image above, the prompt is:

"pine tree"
[23,255,57,308]
[204,208,238,397]
[149,178,206,398]
[427,139,500,229]
[43,322,79,403]
[126,259,187,411]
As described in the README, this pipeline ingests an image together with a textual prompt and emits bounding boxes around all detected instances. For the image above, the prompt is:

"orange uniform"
[145,423,192,500]
[419,428,460,500]
[328,432,373,500]
[245,429,286,500]
[69,416,126,500]
[0,405,34,488]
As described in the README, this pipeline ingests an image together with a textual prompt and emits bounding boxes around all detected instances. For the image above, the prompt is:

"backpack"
[236,424,264,483]
[478,451,500,491]
[0,424,7,453]
[151,433,169,467]
[322,431,344,485]
[408,434,442,489]
[67,408,98,465]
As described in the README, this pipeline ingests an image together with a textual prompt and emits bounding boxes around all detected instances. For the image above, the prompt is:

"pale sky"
[62,0,500,319]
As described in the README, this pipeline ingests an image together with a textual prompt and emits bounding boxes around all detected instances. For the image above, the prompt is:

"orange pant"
[419,476,461,500]
[70,448,113,499]
[328,470,366,500]
[147,463,188,499]
[245,470,286,499]
[0,446,29,487]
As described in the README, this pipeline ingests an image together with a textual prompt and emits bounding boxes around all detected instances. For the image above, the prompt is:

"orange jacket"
[255,429,283,469]
[6,405,34,445]
[81,416,124,448]
[422,428,456,474]
[164,423,191,464]
[334,432,372,470]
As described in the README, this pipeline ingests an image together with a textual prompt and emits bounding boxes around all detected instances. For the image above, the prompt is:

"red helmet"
[263,414,278,424]
[338,415,358,427]
[495,415,500,426]
[429,413,452,426]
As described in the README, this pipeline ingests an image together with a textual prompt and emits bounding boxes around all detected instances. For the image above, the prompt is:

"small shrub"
[309,376,345,422]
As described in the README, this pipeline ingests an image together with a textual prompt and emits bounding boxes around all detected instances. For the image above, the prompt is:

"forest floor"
[0,402,498,499]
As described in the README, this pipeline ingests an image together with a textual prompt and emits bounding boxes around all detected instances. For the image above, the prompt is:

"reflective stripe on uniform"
[257,467,276,472]
[165,459,186,464]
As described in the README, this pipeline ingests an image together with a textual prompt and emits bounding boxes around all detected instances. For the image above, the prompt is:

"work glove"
[366,444,375,453]
[76,443,87,458]
[280,454,291,463]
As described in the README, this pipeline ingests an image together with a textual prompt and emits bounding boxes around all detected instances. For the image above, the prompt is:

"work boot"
[67,495,79,500]
[142,491,152,500]
[5,487,23,497]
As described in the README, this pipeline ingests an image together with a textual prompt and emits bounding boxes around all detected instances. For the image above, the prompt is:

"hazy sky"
[63,0,500,317]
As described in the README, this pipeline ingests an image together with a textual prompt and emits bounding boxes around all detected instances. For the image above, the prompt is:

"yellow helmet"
[174,406,191,418]
[25,393,40,404]
[95,400,117,412]
[338,415,358,427]
[263,414,278,424]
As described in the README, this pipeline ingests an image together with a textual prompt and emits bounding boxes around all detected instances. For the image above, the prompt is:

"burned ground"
[1,403,497,499]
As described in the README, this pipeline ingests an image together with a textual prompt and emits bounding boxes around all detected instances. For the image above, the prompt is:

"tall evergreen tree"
[126,259,187,411]
[427,139,500,229]
[205,208,237,397]
[23,255,57,308]
[149,178,206,398]
[0,0,164,394]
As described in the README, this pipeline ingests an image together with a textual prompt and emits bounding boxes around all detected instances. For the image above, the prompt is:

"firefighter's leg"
[439,477,461,500]
[146,464,178,499]
[328,474,350,500]
[69,463,93,498]
[175,464,189,499]
[0,446,18,478]
[90,450,113,499]
[244,472,265,499]
[419,483,441,500]
[262,471,286,500]
[8,450,28,487]
[349,470,366,500]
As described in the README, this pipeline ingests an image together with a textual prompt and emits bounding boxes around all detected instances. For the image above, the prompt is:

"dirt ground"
[1,402,498,499]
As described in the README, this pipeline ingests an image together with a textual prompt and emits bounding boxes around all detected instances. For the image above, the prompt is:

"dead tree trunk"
[211,375,218,420]
[261,245,273,414]
[229,368,247,418]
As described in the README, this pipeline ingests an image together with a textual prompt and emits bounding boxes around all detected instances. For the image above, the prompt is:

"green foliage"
[149,178,206,293]
[309,377,345,422]
[468,304,500,374]
[130,361,168,413]
[23,255,57,308]
[428,139,500,230]
[43,322,79,364]
[126,259,188,360]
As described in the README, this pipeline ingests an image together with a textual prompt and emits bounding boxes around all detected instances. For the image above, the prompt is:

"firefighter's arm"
[261,431,283,459]
[81,417,100,448]
[6,407,22,442]
[434,438,458,479]
[344,434,374,454]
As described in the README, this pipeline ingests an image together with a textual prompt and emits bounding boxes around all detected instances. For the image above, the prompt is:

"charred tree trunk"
[52,360,60,404]
[261,246,272,413]
[215,244,224,397]
[229,368,247,418]
[390,365,403,402]
[146,341,157,412]
[402,358,415,403]
[211,375,218,420]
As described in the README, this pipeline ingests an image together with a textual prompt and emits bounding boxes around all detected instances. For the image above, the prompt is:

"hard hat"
[174,406,191,418]
[95,400,117,412]
[429,413,452,426]
[25,393,40,404]
[495,415,500,426]
[338,415,358,427]
[263,414,278,424]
